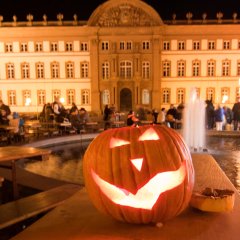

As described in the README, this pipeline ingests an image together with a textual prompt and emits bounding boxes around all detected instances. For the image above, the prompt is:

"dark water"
[206,137,240,192]
[25,137,240,192]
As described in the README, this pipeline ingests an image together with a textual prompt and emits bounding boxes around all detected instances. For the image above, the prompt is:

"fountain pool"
[23,136,240,192]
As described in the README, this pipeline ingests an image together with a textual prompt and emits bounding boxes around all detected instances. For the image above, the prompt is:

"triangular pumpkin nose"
[131,158,143,171]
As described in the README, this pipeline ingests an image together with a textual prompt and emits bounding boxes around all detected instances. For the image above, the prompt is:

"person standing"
[103,105,111,130]
[214,104,224,131]
[232,98,240,130]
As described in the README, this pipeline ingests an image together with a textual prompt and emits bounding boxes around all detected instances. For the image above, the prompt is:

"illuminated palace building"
[1,0,240,114]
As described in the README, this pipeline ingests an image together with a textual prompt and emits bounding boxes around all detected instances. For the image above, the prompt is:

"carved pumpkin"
[83,125,194,224]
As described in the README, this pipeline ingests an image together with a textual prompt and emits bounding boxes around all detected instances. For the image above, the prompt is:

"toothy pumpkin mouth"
[91,161,186,210]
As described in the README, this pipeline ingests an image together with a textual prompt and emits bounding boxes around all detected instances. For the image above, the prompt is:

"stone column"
[152,37,161,110]
[90,38,101,113]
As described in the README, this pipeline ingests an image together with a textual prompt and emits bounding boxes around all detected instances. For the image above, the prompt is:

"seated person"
[127,110,139,127]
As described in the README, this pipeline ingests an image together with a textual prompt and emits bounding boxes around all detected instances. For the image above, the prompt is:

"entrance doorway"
[120,88,132,112]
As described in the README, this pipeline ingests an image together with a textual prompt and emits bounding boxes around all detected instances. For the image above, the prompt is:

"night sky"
[0,0,238,22]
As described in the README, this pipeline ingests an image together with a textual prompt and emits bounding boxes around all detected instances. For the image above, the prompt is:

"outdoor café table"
[0,146,51,199]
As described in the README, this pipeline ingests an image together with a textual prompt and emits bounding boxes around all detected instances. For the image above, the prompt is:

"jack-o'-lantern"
[83,125,194,224]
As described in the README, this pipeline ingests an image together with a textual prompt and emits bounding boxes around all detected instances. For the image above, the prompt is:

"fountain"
[182,87,206,151]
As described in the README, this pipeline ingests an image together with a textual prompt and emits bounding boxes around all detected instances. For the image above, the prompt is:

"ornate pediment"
[88,1,163,27]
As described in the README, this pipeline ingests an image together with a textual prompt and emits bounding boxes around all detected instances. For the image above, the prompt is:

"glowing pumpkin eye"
[138,128,160,141]
[110,137,130,148]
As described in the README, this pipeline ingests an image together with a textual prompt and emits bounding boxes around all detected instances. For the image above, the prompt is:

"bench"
[0,184,81,230]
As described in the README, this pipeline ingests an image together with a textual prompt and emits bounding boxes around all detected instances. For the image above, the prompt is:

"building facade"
[0,0,240,114]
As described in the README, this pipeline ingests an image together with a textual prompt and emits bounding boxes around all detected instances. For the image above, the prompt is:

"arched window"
[66,62,74,79]
[192,60,200,77]
[177,88,185,104]
[81,89,90,105]
[222,59,230,76]
[67,89,75,105]
[162,88,170,104]
[207,60,216,77]
[36,62,44,79]
[206,87,215,103]
[37,90,46,105]
[6,63,15,79]
[22,90,31,106]
[51,62,59,78]
[8,90,16,106]
[162,60,171,77]
[21,62,30,79]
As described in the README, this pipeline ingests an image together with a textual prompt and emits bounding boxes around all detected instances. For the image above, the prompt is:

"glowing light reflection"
[110,137,130,148]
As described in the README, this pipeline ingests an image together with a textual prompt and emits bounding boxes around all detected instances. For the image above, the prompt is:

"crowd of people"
[39,97,89,133]
[124,98,240,131]
[2,97,240,135]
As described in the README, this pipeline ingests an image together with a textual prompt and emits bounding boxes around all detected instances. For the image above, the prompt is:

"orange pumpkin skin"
[83,125,194,224]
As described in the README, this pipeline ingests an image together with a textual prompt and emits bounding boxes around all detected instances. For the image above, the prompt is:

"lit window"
[221,88,230,103]
[207,60,215,77]
[206,88,215,102]
[37,90,46,105]
[81,89,90,105]
[162,61,171,77]
[177,60,185,77]
[23,90,31,106]
[80,62,89,78]
[192,60,200,77]
[222,60,230,76]
[52,90,61,102]
[8,90,16,106]
[162,88,170,104]
[51,62,59,78]
[177,88,185,104]
[21,63,30,79]
[66,62,74,78]
[6,63,15,79]
[67,89,75,105]
[36,62,44,79]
